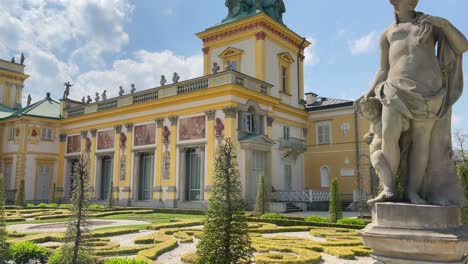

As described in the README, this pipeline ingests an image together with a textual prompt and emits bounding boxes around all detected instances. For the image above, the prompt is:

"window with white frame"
[245,112,254,133]
[283,126,290,139]
[41,128,53,141]
[316,121,331,145]
[8,127,15,140]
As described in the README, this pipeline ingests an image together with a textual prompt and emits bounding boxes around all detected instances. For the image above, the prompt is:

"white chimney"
[306,92,318,105]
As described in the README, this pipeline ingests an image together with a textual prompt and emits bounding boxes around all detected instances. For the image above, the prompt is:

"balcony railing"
[279,137,307,152]
[65,70,273,118]
[274,190,330,202]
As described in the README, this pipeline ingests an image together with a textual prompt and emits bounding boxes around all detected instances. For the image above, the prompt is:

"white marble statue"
[357,0,468,205]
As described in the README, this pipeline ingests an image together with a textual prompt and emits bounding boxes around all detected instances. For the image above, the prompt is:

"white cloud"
[0,0,135,104]
[349,31,378,55]
[303,37,319,66]
[453,115,463,126]
[73,50,203,99]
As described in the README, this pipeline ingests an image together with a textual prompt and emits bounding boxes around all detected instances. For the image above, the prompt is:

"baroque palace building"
[0,1,372,210]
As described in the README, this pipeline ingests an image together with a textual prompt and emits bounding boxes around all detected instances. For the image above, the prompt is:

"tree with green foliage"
[254,172,267,216]
[107,180,114,209]
[58,154,93,264]
[328,179,343,223]
[196,138,253,264]
[15,179,25,207]
[0,176,9,261]
[457,163,468,225]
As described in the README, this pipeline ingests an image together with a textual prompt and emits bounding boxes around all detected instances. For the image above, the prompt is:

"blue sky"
[1,0,467,134]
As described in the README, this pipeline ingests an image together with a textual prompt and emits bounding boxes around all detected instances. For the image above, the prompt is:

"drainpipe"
[297,38,306,105]
[354,110,363,218]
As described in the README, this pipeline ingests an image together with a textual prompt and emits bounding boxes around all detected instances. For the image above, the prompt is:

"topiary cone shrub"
[15,179,25,207]
[0,175,9,260]
[254,172,267,216]
[328,179,343,223]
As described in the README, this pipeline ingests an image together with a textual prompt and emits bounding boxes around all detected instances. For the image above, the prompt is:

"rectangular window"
[245,112,254,133]
[8,127,15,141]
[41,128,53,141]
[284,165,292,190]
[281,66,287,93]
[4,164,12,190]
[283,126,290,139]
[316,121,331,145]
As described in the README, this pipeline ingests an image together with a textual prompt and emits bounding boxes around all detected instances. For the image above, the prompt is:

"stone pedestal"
[361,203,468,264]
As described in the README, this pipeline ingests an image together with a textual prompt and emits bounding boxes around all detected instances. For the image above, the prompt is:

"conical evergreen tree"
[59,155,93,264]
[0,176,9,261]
[196,138,253,264]
[14,179,25,207]
[328,179,343,223]
[254,172,266,216]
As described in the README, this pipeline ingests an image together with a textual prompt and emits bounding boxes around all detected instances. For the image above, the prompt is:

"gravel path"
[8,219,150,233]
[156,238,199,264]
[110,230,156,247]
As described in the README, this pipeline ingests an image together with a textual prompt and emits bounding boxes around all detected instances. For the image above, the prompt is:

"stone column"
[255,31,267,81]
[223,107,237,140]
[153,118,164,201]
[205,110,216,200]
[89,129,97,198]
[57,134,67,200]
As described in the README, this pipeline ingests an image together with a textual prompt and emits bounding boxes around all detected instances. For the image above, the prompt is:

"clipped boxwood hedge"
[247,217,366,229]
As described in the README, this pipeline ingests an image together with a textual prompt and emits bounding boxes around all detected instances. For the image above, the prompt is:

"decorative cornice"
[114,124,122,134]
[223,107,237,118]
[201,21,302,49]
[90,129,97,138]
[169,116,178,126]
[267,116,274,127]
[0,73,27,82]
[59,134,67,142]
[155,118,164,128]
[202,47,210,55]
[205,110,216,121]
[299,54,305,62]
[255,31,267,40]
[125,123,134,130]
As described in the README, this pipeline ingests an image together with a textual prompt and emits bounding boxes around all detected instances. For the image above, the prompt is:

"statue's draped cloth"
[375,13,466,205]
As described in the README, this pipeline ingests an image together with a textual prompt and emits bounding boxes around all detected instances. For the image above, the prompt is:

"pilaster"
[167,116,178,201]
[205,110,216,200]
[203,47,211,76]
[113,125,122,198]
[123,123,133,201]
[154,118,164,200]
[267,116,274,138]
[223,107,237,140]
[89,129,97,198]
[255,31,267,81]
[57,134,67,199]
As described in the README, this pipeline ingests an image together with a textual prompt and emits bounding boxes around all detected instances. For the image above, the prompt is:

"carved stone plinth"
[361,203,468,264]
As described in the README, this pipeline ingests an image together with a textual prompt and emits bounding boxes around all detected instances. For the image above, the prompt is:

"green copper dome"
[223,0,286,24]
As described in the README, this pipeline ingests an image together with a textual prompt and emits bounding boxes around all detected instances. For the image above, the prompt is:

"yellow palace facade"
[0,2,372,210]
